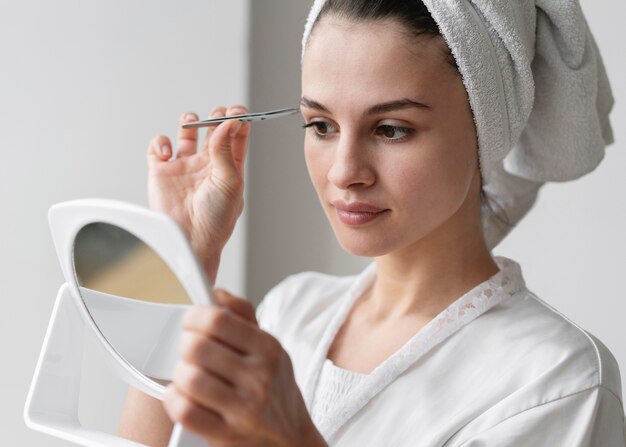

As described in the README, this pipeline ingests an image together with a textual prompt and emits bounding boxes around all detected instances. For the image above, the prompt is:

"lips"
[331,200,389,226]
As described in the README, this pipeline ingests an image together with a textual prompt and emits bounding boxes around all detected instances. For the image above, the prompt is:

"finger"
[204,119,249,192]
[180,332,247,385]
[173,362,243,417]
[183,305,260,354]
[175,112,200,158]
[163,384,230,441]
[224,104,247,139]
[203,105,251,176]
[201,106,228,146]
[225,104,251,176]
[147,135,173,164]
[213,288,257,324]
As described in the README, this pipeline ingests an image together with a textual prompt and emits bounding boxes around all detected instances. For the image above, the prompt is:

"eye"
[302,120,337,139]
[374,125,414,142]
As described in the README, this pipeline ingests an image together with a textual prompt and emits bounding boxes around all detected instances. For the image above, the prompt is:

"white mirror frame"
[25,199,214,446]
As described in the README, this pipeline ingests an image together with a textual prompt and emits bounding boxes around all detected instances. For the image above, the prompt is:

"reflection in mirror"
[72,222,191,388]
[74,222,191,305]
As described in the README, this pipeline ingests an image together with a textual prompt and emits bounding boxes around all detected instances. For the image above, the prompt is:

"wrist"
[189,227,228,287]
[191,240,222,286]
[199,250,221,286]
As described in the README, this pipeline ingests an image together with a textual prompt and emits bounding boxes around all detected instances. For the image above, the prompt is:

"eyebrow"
[299,96,432,115]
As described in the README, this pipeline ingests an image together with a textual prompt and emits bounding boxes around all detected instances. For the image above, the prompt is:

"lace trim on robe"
[305,256,526,439]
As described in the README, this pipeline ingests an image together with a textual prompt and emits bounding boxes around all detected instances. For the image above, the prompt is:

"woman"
[122,0,625,445]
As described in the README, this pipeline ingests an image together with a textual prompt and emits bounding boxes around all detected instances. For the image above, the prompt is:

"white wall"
[0,1,249,444]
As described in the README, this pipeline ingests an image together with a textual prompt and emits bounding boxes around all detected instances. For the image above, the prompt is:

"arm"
[118,387,173,447]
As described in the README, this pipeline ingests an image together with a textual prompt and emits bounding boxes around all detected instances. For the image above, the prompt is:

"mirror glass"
[74,222,190,305]
[72,222,192,387]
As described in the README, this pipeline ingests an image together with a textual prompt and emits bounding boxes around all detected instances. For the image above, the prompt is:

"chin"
[330,216,439,258]
[333,228,401,258]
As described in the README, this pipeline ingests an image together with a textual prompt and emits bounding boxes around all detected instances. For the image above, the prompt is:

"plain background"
[0,1,250,444]
[1,0,623,445]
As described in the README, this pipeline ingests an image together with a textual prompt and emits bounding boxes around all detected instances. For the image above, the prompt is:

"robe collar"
[302,255,526,439]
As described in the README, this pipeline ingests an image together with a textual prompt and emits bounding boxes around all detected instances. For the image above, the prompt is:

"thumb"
[213,288,257,325]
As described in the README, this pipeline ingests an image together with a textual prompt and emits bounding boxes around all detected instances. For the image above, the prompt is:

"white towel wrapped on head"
[301,0,614,249]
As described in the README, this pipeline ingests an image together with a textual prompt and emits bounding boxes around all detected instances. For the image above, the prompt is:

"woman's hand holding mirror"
[164,289,327,447]
[147,105,251,284]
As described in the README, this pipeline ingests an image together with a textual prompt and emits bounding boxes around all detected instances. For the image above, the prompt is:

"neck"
[366,203,499,322]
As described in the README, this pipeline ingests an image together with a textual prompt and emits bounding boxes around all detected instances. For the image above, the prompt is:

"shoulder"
[447,287,625,444]
[255,269,360,336]
[480,286,623,406]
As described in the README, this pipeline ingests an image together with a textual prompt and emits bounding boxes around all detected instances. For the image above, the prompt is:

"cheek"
[389,145,475,221]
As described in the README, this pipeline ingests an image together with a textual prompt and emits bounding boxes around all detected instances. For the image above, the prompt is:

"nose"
[327,133,375,190]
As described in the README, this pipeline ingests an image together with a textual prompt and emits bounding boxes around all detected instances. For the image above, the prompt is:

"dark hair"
[309,0,512,231]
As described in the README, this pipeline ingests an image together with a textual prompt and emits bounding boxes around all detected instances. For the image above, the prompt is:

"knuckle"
[174,363,202,394]
[238,298,254,314]
[260,335,282,366]
[180,111,197,121]
[210,106,227,117]
[227,104,248,115]
[207,306,229,334]
[177,400,197,426]
[182,306,200,328]
[217,138,233,153]
[186,368,206,394]
[181,334,205,362]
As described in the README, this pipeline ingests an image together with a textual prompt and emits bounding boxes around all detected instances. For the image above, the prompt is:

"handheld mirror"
[49,199,214,446]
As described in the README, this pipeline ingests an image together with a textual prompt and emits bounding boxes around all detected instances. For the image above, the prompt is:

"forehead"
[302,16,451,109]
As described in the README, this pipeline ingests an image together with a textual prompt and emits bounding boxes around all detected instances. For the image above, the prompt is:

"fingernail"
[229,120,243,137]
[184,113,197,122]
[211,110,225,119]
[161,144,171,156]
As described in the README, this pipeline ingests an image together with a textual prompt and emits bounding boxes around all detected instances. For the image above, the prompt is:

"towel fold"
[302,0,614,249]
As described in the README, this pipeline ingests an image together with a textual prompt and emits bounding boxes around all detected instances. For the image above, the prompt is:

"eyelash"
[301,121,415,143]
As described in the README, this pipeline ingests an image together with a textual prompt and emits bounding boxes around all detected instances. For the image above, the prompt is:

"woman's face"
[301,16,480,258]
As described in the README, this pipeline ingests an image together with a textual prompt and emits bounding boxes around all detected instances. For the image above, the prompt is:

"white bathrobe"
[256,256,625,446]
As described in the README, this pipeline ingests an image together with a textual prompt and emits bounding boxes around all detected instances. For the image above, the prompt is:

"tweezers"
[181,107,300,129]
